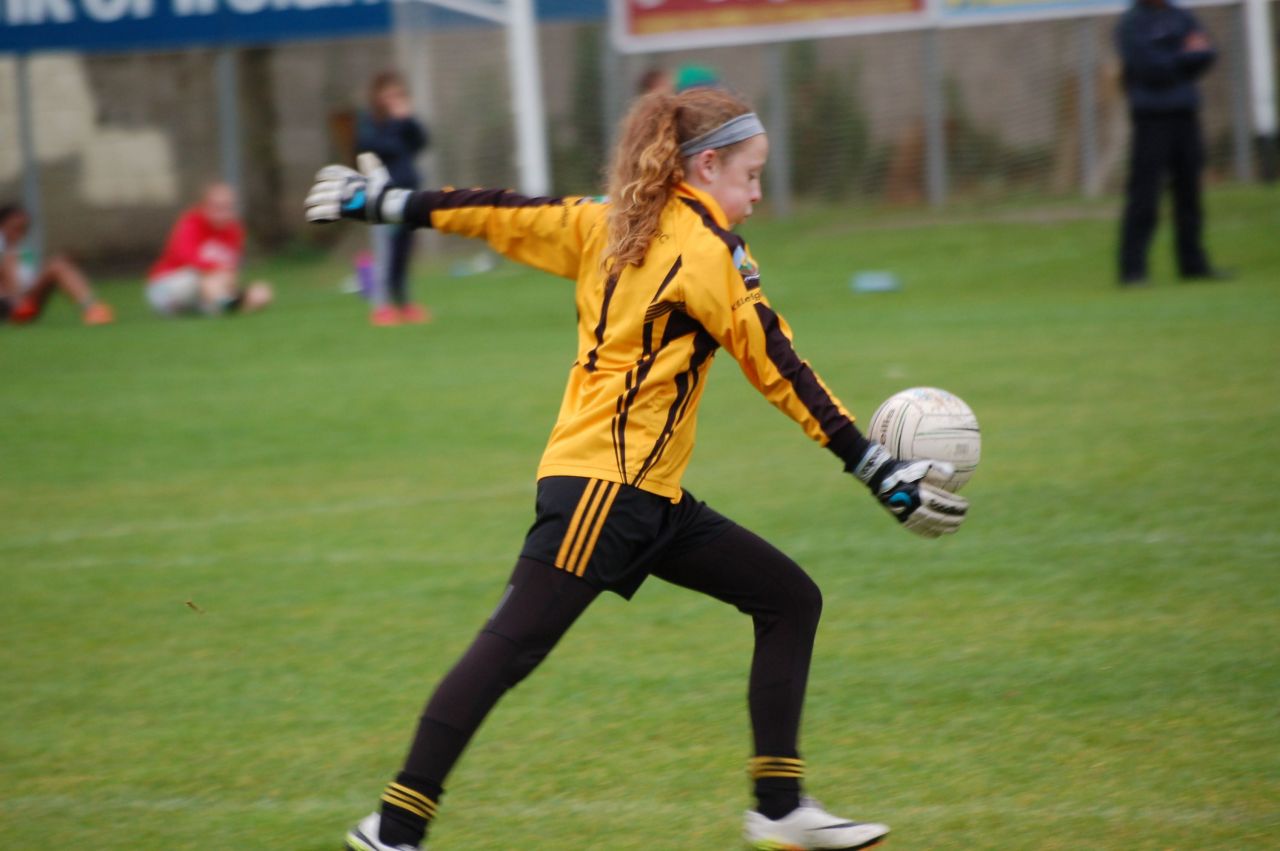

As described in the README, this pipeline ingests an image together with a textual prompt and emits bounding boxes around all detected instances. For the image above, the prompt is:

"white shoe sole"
[345,829,379,851]
[748,831,888,851]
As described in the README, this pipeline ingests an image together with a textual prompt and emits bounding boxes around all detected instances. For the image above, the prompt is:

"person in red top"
[147,183,273,316]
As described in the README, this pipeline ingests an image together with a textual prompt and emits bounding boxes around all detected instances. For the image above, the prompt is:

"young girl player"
[306,87,969,851]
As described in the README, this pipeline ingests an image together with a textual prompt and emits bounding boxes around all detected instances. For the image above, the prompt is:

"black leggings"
[402,522,822,787]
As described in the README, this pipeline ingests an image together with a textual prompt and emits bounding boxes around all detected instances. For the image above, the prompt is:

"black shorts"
[520,476,733,599]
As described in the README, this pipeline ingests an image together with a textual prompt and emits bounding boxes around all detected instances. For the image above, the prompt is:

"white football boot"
[744,798,889,850]
[345,813,423,851]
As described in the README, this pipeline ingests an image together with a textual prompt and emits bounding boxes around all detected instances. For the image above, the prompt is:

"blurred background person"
[358,70,430,326]
[146,183,273,317]
[674,63,721,92]
[0,204,114,326]
[1116,0,1227,286]
[636,66,672,96]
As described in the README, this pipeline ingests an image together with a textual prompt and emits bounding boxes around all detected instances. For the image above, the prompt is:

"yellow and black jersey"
[403,182,867,501]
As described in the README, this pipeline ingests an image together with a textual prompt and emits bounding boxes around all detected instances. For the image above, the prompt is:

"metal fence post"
[1078,16,1101,197]
[600,24,626,156]
[924,26,948,208]
[215,49,242,195]
[393,1,439,188]
[16,54,45,267]
[1230,1,1256,182]
[765,42,794,218]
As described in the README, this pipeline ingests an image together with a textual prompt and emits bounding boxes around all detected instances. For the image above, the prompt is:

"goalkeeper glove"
[304,152,411,225]
[853,443,968,538]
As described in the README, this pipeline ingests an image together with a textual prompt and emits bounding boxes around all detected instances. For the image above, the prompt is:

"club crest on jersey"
[732,245,760,286]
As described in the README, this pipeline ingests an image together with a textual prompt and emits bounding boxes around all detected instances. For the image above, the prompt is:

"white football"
[867,387,980,492]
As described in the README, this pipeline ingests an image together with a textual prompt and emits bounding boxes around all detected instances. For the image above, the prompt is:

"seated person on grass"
[146,183,273,317]
[0,204,114,326]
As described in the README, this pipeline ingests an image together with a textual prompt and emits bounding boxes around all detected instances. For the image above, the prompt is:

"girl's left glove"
[853,444,969,538]
[305,153,411,225]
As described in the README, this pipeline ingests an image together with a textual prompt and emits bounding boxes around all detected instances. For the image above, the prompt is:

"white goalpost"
[1243,0,1278,171]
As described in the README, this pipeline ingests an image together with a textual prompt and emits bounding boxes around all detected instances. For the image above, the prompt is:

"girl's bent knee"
[795,575,823,625]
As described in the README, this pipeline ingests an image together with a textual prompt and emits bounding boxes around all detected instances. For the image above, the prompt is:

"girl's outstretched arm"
[404,189,604,281]
[305,154,604,281]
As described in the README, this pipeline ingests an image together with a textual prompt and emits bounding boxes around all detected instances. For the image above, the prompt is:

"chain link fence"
[0,4,1271,267]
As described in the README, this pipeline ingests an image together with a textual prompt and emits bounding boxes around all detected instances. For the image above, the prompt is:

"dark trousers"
[374,223,416,306]
[401,523,823,794]
[1119,110,1211,280]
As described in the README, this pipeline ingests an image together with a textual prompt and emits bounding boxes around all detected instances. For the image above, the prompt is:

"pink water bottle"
[355,251,375,300]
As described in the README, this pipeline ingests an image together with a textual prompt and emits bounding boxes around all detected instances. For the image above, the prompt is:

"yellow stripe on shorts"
[568,481,620,576]
[555,479,604,569]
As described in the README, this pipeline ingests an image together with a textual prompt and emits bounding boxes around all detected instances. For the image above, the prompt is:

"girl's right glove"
[305,153,411,225]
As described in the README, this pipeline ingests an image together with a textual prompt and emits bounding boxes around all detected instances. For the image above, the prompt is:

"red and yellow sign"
[615,0,926,51]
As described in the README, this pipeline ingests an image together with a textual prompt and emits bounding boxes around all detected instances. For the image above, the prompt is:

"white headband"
[679,113,766,158]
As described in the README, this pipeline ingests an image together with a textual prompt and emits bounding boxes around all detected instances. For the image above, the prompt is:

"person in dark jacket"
[357,71,431,324]
[1115,0,1226,285]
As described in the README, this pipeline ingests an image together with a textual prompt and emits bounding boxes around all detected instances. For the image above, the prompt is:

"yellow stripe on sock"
[381,793,431,820]
[386,782,435,809]
[749,756,806,779]
[381,786,437,820]
[381,788,434,815]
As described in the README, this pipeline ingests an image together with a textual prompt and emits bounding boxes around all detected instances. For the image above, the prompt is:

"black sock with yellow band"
[750,756,804,820]
[378,773,441,846]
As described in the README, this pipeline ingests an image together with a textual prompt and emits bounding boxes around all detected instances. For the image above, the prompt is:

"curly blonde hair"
[602,88,754,272]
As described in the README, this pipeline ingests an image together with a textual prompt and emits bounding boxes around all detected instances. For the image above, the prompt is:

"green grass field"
[3,186,1278,850]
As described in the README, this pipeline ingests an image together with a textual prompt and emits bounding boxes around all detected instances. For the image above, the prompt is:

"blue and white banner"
[1,0,605,54]
[0,0,392,52]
